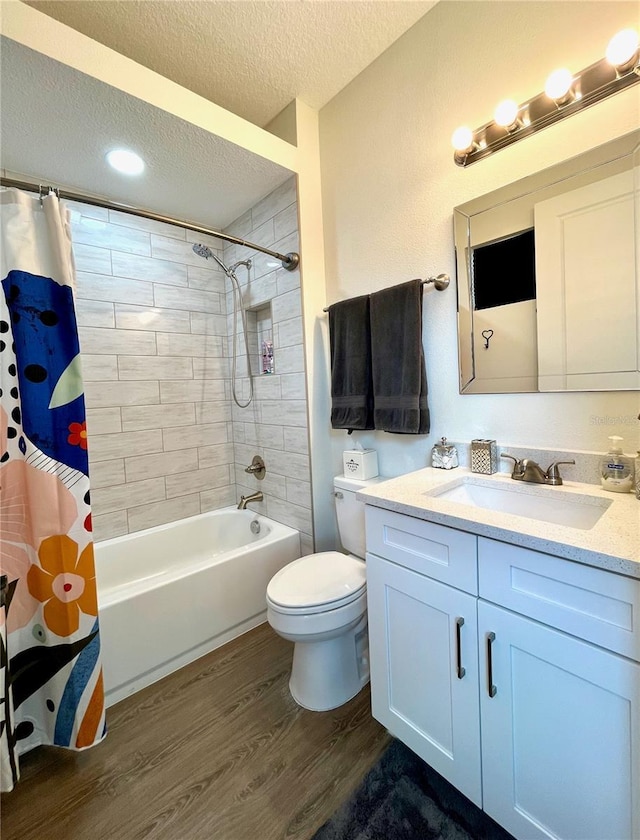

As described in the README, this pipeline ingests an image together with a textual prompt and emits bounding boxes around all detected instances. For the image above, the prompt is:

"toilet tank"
[334,475,384,559]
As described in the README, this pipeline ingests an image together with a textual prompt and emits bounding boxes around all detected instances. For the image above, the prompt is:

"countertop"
[357,467,640,579]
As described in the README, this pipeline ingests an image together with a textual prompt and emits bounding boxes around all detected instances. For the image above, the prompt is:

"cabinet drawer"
[365,506,478,594]
[479,537,640,661]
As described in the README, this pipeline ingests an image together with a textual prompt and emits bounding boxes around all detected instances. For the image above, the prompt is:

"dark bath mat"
[312,739,515,840]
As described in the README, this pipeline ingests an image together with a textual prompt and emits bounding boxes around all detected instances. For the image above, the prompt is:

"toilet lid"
[267,552,366,609]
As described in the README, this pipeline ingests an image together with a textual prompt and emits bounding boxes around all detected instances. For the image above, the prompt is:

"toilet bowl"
[266,475,382,711]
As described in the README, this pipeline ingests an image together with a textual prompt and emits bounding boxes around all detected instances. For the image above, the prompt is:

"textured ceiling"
[0,38,292,230]
[24,0,435,127]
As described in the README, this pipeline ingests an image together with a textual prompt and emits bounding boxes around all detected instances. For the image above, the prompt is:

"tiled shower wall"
[222,177,314,554]
[70,201,235,541]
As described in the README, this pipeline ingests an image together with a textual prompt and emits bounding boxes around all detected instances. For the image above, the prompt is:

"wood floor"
[1,624,390,840]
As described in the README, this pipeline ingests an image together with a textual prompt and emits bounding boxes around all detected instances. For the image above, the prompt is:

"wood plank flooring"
[1,624,390,840]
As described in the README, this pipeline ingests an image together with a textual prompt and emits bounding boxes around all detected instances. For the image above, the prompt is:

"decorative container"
[471,439,498,474]
[343,448,379,480]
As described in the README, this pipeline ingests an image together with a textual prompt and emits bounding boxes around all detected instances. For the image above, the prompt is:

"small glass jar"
[431,437,459,470]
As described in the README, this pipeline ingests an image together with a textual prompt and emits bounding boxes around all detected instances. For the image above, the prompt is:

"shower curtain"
[0,189,105,791]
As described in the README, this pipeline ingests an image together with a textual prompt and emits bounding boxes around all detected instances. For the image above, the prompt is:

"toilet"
[266,474,382,711]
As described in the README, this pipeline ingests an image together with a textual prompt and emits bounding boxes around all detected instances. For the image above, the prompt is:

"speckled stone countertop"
[357,468,640,579]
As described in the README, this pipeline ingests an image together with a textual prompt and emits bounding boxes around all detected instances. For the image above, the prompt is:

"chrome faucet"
[237,491,264,510]
[501,454,575,486]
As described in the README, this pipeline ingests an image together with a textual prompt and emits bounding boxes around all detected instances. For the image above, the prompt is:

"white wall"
[319,0,640,482]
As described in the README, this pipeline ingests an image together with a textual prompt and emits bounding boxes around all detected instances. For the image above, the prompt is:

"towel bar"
[323,274,449,312]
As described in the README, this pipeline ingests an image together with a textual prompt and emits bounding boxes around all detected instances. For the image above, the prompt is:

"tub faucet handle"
[244,455,266,480]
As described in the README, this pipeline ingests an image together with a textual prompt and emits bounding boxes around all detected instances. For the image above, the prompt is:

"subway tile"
[251,178,297,231]
[73,243,112,275]
[273,344,305,375]
[299,532,315,556]
[93,510,129,542]
[166,464,231,499]
[242,273,277,309]
[274,202,298,241]
[156,332,208,357]
[66,200,109,222]
[82,354,119,382]
[198,443,234,469]
[194,402,232,424]
[92,477,166,514]
[151,234,213,267]
[234,466,285,500]
[186,230,224,251]
[281,373,307,400]
[276,267,301,297]
[253,374,281,401]
[272,289,302,323]
[274,317,303,348]
[286,476,312,509]
[72,216,151,256]
[89,429,163,462]
[76,272,154,306]
[75,299,115,328]
[121,402,195,432]
[192,357,229,380]
[118,356,192,381]
[251,231,298,280]
[162,422,228,451]
[200,486,236,512]
[125,449,199,482]
[112,251,188,287]
[89,459,125,489]
[261,400,307,427]
[78,327,157,356]
[154,284,222,313]
[283,426,309,455]
[263,447,310,481]
[249,218,275,249]
[224,209,252,240]
[242,422,284,450]
[160,380,226,404]
[86,407,122,435]
[234,442,263,467]
[127,494,201,533]
[187,265,227,293]
[190,312,228,335]
[108,209,187,239]
[115,304,191,333]
[84,380,160,408]
[266,496,312,534]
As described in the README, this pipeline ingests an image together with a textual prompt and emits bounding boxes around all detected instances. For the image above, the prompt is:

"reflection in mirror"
[454,130,639,394]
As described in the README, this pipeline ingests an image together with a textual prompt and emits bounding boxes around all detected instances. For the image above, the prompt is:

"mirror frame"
[454,130,640,394]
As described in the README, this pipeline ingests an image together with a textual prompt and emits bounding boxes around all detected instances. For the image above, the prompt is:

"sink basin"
[426,476,612,530]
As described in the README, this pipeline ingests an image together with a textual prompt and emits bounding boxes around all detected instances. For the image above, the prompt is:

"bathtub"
[94,507,300,706]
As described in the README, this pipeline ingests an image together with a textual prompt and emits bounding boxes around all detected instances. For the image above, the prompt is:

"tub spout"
[237,491,263,510]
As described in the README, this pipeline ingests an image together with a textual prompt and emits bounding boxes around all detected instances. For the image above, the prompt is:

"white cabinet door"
[479,600,640,840]
[367,552,482,806]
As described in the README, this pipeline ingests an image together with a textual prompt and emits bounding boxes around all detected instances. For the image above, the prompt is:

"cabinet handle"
[486,632,497,697]
[455,617,466,679]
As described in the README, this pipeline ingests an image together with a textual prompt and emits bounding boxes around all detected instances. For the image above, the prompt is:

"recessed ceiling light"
[106,149,145,176]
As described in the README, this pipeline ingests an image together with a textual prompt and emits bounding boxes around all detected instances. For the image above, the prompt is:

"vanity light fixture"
[106,148,145,176]
[452,27,640,166]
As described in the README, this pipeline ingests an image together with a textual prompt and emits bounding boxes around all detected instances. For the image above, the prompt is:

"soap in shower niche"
[262,340,274,374]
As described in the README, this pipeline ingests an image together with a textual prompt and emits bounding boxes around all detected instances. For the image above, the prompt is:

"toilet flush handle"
[334,491,344,499]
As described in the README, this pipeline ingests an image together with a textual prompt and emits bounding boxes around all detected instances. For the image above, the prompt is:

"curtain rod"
[322,274,450,312]
[0,176,300,272]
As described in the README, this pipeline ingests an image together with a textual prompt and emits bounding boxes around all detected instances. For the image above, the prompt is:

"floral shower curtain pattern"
[0,189,105,792]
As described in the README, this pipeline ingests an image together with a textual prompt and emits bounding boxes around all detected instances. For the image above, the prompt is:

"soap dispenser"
[600,436,634,493]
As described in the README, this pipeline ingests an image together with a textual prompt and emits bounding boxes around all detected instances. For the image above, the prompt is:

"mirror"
[454,130,639,394]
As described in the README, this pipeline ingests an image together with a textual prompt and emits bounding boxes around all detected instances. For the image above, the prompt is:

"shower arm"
[0,176,300,272]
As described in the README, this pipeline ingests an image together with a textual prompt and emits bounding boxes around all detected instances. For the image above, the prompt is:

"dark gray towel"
[370,279,430,434]
[328,294,374,432]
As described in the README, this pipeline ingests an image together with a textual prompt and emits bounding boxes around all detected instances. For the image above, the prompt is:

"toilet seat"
[266,551,366,614]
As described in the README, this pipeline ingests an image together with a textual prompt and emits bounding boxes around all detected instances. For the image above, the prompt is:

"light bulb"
[606,28,639,68]
[544,68,574,101]
[451,126,474,152]
[494,99,519,128]
[106,149,145,176]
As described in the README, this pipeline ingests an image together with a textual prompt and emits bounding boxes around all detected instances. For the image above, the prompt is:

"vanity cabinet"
[365,505,640,840]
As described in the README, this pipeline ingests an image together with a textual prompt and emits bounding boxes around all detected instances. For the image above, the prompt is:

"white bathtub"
[95,507,300,706]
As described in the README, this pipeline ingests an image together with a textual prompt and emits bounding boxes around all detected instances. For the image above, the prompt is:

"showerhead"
[192,243,214,259]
